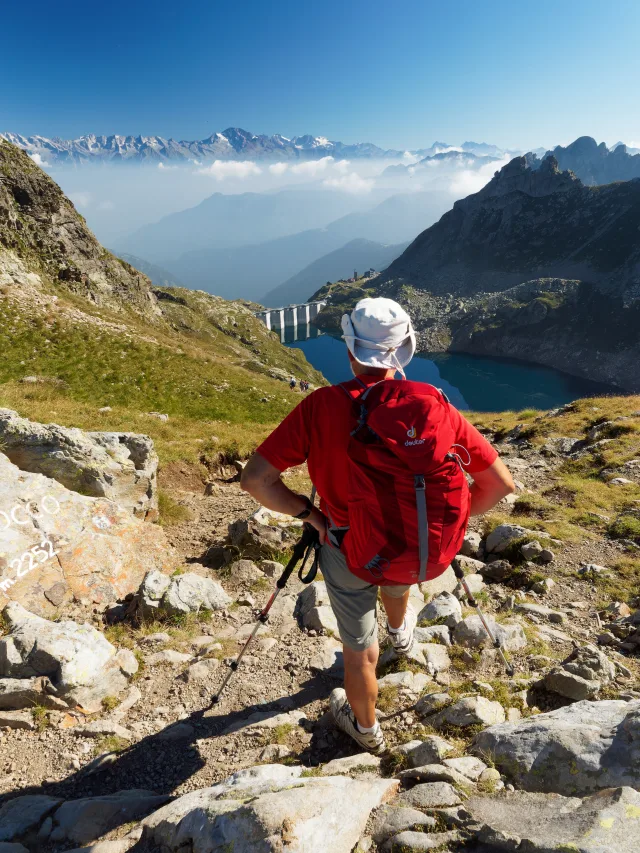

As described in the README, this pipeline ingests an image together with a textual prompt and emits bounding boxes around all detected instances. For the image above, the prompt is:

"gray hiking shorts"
[318,543,410,652]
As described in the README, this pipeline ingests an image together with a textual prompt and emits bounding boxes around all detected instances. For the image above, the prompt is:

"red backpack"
[337,378,471,586]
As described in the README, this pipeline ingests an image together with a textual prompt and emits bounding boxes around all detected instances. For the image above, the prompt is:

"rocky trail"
[0,404,639,852]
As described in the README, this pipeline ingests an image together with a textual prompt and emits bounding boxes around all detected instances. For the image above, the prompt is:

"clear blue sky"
[2,0,640,150]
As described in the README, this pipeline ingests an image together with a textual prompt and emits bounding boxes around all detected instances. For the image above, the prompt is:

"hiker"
[241,297,515,754]
[289,377,297,390]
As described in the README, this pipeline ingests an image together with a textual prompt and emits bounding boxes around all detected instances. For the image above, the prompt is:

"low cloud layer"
[196,160,263,180]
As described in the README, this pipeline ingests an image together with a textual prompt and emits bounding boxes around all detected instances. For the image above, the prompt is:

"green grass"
[94,735,129,755]
[101,695,120,712]
[31,705,50,732]
[158,490,193,526]
[263,723,295,745]
[608,514,640,540]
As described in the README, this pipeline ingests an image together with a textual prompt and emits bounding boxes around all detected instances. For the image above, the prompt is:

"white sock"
[388,618,406,634]
[357,720,380,735]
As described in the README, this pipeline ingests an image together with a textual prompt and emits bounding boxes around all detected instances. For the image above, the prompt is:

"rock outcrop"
[0,140,158,316]
[473,699,640,795]
[140,764,398,853]
[0,602,136,711]
[0,409,158,520]
[0,453,175,615]
[316,154,640,390]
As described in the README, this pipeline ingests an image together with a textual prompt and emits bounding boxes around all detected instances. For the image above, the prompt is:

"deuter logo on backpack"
[405,425,425,447]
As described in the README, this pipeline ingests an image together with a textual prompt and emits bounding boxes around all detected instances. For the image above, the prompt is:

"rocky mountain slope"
[0,139,322,434]
[319,155,640,390]
[0,395,638,852]
[1,129,512,166]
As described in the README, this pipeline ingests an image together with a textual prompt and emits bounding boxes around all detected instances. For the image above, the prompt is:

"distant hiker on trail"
[242,297,514,754]
[289,377,297,390]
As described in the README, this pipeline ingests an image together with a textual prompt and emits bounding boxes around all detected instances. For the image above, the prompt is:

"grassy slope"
[0,276,324,464]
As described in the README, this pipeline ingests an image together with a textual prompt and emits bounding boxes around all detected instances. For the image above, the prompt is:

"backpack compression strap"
[414,474,429,582]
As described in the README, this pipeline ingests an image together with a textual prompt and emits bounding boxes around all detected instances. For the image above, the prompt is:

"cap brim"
[343,329,416,370]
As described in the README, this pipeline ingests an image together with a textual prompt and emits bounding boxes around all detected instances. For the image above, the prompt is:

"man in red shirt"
[241,297,514,753]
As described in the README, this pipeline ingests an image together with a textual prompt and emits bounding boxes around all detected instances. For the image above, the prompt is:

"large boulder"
[140,764,398,853]
[464,787,640,853]
[473,699,640,795]
[0,454,175,616]
[0,602,135,711]
[543,644,616,701]
[0,409,158,519]
[138,570,231,617]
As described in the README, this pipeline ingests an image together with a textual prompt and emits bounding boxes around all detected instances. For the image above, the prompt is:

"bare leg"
[343,642,379,728]
[380,588,410,630]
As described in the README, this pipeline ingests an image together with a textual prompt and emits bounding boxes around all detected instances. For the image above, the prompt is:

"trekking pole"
[212,522,320,705]
[451,557,515,677]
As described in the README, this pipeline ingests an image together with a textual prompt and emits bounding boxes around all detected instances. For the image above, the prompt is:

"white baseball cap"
[341,297,416,376]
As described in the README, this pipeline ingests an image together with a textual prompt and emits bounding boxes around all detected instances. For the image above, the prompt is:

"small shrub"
[101,695,119,712]
[265,723,295,745]
[608,514,640,541]
[31,705,49,732]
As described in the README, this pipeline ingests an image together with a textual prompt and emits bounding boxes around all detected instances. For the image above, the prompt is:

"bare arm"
[469,457,515,516]
[240,452,327,543]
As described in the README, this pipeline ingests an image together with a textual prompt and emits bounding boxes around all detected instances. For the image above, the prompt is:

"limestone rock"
[138,570,230,617]
[521,540,543,560]
[421,644,451,675]
[370,805,436,844]
[0,409,158,519]
[453,615,527,651]
[230,559,265,584]
[0,603,131,711]
[485,524,535,554]
[0,795,62,842]
[432,696,506,728]
[227,517,291,559]
[297,582,339,635]
[465,786,640,853]
[460,531,482,558]
[543,644,616,701]
[0,454,175,616]
[0,676,68,711]
[443,755,487,781]
[414,625,451,646]
[382,830,460,852]
[454,573,485,600]
[309,637,344,678]
[321,753,381,776]
[140,764,398,853]
[479,559,513,582]
[397,781,462,810]
[472,699,640,795]
[516,602,565,623]
[161,573,231,615]
[418,592,462,628]
[401,736,455,767]
[415,692,452,718]
[50,790,170,845]
[419,565,458,598]
[222,709,306,736]
[0,710,35,730]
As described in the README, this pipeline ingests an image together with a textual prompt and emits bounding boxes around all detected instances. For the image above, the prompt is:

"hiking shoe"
[387,605,416,656]
[330,688,386,754]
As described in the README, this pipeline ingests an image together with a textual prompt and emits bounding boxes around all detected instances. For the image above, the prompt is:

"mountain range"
[0,129,514,165]
[537,136,640,185]
[315,154,640,391]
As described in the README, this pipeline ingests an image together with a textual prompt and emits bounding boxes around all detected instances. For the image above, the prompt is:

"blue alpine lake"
[282,324,614,412]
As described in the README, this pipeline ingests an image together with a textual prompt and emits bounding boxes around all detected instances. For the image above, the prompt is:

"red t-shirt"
[257,375,498,528]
